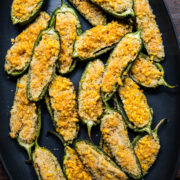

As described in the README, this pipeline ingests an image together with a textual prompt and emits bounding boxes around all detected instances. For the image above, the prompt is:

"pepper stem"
[48,131,67,147]
[153,118,167,135]
[160,78,177,88]
[87,121,94,141]
[61,0,66,6]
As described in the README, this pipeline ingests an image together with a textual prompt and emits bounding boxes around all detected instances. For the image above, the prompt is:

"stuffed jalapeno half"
[9,74,41,160]
[75,140,128,180]
[134,0,165,62]
[5,12,50,76]
[27,27,60,102]
[73,21,132,61]
[115,77,153,133]
[90,0,135,18]
[32,143,66,180]
[49,1,82,74]
[78,59,104,138]
[130,53,175,88]
[46,76,79,145]
[63,146,92,180]
[101,109,142,179]
[133,119,166,176]
[101,30,142,101]
[68,0,107,26]
[11,0,44,25]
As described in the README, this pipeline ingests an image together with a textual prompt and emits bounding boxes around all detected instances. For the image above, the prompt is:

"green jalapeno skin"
[101,30,143,102]
[9,75,41,161]
[5,12,50,76]
[130,53,176,88]
[78,59,104,139]
[49,0,82,74]
[132,119,167,176]
[74,140,129,180]
[90,0,135,18]
[67,0,107,26]
[32,142,66,180]
[100,108,142,179]
[27,26,61,102]
[113,81,153,134]
[11,0,44,25]
[45,75,79,146]
[73,21,133,61]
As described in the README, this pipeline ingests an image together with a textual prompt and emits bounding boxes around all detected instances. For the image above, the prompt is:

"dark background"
[0,0,180,179]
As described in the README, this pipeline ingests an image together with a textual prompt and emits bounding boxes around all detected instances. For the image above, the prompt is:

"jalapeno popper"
[90,0,134,18]
[101,30,142,101]
[75,140,128,180]
[101,109,142,179]
[49,1,82,74]
[116,77,152,133]
[11,0,44,25]
[9,75,41,160]
[5,12,50,76]
[130,53,175,88]
[68,0,107,26]
[27,27,60,102]
[73,21,132,61]
[63,146,92,180]
[78,60,104,138]
[32,144,65,180]
[46,76,79,145]
[133,119,166,175]
[134,0,165,61]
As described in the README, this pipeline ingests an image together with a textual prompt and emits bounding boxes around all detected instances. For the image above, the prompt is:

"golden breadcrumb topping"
[118,77,151,128]
[49,76,79,142]
[75,21,131,59]
[134,0,165,59]
[12,0,41,20]
[9,75,38,144]
[55,12,77,74]
[29,31,60,100]
[76,141,128,180]
[64,146,92,180]
[33,147,65,180]
[93,0,132,13]
[79,60,104,122]
[5,12,50,73]
[101,112,141,177]
[131,54,163,86]
[134,135,160,174]
[102,34,141,93]
[70,0,106,26]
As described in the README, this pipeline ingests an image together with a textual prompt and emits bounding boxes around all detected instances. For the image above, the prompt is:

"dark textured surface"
[0,0,180,179]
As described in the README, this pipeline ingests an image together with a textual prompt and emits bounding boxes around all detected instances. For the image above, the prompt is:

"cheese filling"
[55,12,78,74]
[49,76,79,142]
[29,31,60,100]
[78,60,104,122]
[76,141,128,180]
[70,0,106,26]
[10,75,38,144]
[5,12,50,73]
[102,34,141,93]
[118,77,151,128]
[33,147,65,180]
[101,111,141,177]
[134,0,165,59]
[131,54,163,87]
[75,21,131,59]
[12,0,41,20]
[64,146,92,180]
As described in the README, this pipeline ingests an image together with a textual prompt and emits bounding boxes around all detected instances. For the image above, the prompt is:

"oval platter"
[0,0,180,179]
